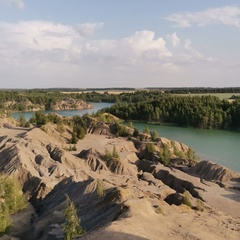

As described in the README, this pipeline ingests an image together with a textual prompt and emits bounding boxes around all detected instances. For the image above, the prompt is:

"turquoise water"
[11,103,240,172]
[131,122,240,173]
[11,102,113,121]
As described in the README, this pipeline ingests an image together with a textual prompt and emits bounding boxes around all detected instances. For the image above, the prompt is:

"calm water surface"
[11,102,113,121]
[11,103,240,172]
[132,122,240,173]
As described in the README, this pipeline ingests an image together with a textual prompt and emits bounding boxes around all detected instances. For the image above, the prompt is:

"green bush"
[145,143,155,155]
[18,114,26,127]
[112,146,119,159]
[0,175,26,235]
[62,195,85,240]
[182,191,192,208]
[104,146,120,162]
[196,199,204,211]
[150,129,159,142]
[96,180,106,198]
[186,148,198,160]
[104,148,112,161]
[159,145,170,165]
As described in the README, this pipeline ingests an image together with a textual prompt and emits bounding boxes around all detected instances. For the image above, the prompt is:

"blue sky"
[0,0,240,88]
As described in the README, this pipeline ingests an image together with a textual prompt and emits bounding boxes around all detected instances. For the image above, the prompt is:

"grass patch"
[182,191,192,208]
[155,205,163,214]
[96,179,106,198]
[195,199,204,212]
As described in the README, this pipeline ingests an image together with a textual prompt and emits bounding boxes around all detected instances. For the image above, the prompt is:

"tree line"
[102,95,240,129]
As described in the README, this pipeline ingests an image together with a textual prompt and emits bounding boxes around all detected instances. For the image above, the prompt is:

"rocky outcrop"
[186,160,240,182]
[3,98,92,111]
[0,129,91,200]
[106,157,138,176]
[78,148,109,172]
[54,98,92,110]
[87,121,112,135]
[134,137,194,163]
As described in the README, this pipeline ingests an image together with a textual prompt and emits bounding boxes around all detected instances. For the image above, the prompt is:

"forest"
[101,94,240,129]
[1,89,240,130]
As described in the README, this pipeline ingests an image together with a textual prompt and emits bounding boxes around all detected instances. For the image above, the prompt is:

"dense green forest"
[147,87,240,94]
[101,95,240,129]
[1,89,240,130]
[0,90,164,112]
[0,90,118,112]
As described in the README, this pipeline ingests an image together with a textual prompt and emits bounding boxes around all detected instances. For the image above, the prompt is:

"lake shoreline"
[10,103,240,173]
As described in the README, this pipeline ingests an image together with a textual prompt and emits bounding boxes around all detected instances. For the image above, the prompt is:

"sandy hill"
[0,120,239,240]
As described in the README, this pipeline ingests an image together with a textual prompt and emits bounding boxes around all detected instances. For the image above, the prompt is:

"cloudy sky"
[0,0,240,88]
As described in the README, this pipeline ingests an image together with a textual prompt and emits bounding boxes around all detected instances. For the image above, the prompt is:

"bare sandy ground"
[0,125,240,240]
[81,198,240,240]
[77,134,240,240]
[0,127,28,138]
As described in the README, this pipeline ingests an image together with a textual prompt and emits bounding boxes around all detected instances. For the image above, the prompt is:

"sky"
[0,0,240,89]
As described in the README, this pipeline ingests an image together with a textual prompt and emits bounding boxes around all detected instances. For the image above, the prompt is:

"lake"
[131,122,240,173]
[11,102,240,173]
[11,102,113,121]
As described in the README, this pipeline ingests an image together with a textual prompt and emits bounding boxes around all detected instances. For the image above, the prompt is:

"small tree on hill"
[62,195,85,240]
[143,126,150,134]
[0,175,26,235]
[150,129,159,142]
[145,143,155,155]
[18,114,26,127]
[112,146,119,159]
[159,145,170,165]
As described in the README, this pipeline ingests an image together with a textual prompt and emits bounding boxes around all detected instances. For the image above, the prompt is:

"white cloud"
[0,0,25,9]
[123,31,172,57]
[165,6,240,28]
[75,22,104,37]
[0,20,220,88]
[180,39,213,63]
[167,32,181,47]
[0,21,82,52]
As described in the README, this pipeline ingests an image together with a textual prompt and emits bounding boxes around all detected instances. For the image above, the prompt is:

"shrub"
[35,111,47,127]
[187,148,198,160]
[65,145,77,151]
[25,121,30,128]
[104,146,120,162]
[70,132,78,144]
[104,148,112,161]
[159,145,170,165]
[182,191,192,208]
[18,114,26,127]
[145,143,155,155]
[62,195,85,240]
[196,199,204,211]
[143,126,150,134]
[112,146,119,159]
[96,179,106,198]
[0,175,26,235]
[155,205,163,214]
[56,122,65,133]
[150,129,159,142]
[128,121,134,129]
[133,128,139,137]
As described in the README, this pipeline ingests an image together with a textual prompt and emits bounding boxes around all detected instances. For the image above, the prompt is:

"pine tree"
[112,146,119,159]
[18,114,26,127]
[150,129,159,142]
[0,175,26,234]
[143,126,150,134]
[62,195,85,240]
